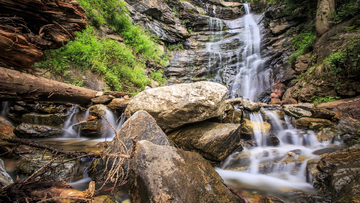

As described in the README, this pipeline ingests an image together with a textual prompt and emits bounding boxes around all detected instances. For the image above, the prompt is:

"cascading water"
[229,4,270,101]
[217,108,328,199]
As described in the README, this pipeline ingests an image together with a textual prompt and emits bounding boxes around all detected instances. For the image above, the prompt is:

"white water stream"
[229,4,270,101]
[214,4,335,199]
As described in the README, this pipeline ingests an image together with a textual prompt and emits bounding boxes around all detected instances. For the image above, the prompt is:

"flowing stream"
[213,4,335,200]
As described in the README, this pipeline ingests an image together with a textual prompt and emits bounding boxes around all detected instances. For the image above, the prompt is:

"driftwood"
[0,67,100,105]
[0,0,87,71]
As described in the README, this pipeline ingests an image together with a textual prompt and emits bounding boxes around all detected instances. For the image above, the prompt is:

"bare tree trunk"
[0,67,99,105]
[316,0,335,36]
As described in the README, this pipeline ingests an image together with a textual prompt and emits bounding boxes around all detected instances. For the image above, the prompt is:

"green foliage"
[35,0,168,94]
[324,36,360,77]
[311,96,340,105]
[333,0,360,24]
[289,31,316,64]
[168,43,184,51]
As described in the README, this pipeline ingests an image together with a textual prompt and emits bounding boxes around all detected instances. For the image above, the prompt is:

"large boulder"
[112,110,171,151]
[167,121,242,161]
[89,110,171,181]
[128,140,242,203]
[312,145,360,202]
[125,81,228,130]
[317,117,360,142]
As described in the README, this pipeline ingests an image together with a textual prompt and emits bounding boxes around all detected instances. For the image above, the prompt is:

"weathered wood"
[0,0,87,71]
[0,67,99,105]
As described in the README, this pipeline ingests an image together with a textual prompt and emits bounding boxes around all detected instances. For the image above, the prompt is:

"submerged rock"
[125,81,228,130]
[128,140,242,203]
[14,123,64,138]
[168,121,242,161]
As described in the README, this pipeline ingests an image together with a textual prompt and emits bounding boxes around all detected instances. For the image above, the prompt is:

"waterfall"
[230,3,270,101]
[218,106,329,195]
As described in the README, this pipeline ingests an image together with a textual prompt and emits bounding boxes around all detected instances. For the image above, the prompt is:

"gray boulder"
[128,140,242,203]
[125,81,228,130]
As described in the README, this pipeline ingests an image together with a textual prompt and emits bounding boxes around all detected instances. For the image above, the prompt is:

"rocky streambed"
[1,81,360,202]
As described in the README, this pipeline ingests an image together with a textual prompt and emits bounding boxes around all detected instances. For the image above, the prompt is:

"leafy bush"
[334,0,360,24]
[289,31,316,64]
[324,36,360,77]
[35,0,168,94]
[311,96,340,105]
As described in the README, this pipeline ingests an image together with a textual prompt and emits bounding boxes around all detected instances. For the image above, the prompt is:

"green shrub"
[289,31,316,64]
[324,36,360,77]
[35,0,168,94]
[311,96,340,105]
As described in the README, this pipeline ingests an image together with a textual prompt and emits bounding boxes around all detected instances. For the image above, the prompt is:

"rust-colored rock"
[0,0,87,71]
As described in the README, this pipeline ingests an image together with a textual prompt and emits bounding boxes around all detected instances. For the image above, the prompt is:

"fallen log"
[0,67,99,105]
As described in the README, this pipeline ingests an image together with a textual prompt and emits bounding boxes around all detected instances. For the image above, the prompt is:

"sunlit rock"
[0,116,15,139]
[240,118,271,135]
[283,103,314,118]
[293,117,332,130]
[107,98,131,110]
[89,104,110,118]
[167,121,241,161]
[128,140,241,203]
[0,159,13,187]
[91,95,115,104]
[125,81,228,130]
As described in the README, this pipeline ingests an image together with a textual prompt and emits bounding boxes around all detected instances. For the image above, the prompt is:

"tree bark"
[0,67,99,105]
[316,0,335,36]
[0,0,87,71]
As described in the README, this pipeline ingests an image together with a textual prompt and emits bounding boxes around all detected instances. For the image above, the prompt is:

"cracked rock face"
[128,140,241,203]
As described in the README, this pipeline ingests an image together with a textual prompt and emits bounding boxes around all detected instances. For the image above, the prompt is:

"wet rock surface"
[168,121,241,161]
[128,140,242,203]
[14,123,64,138]
[22,113,67,126]
[313,145,360,202]
[15,152,79,182]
